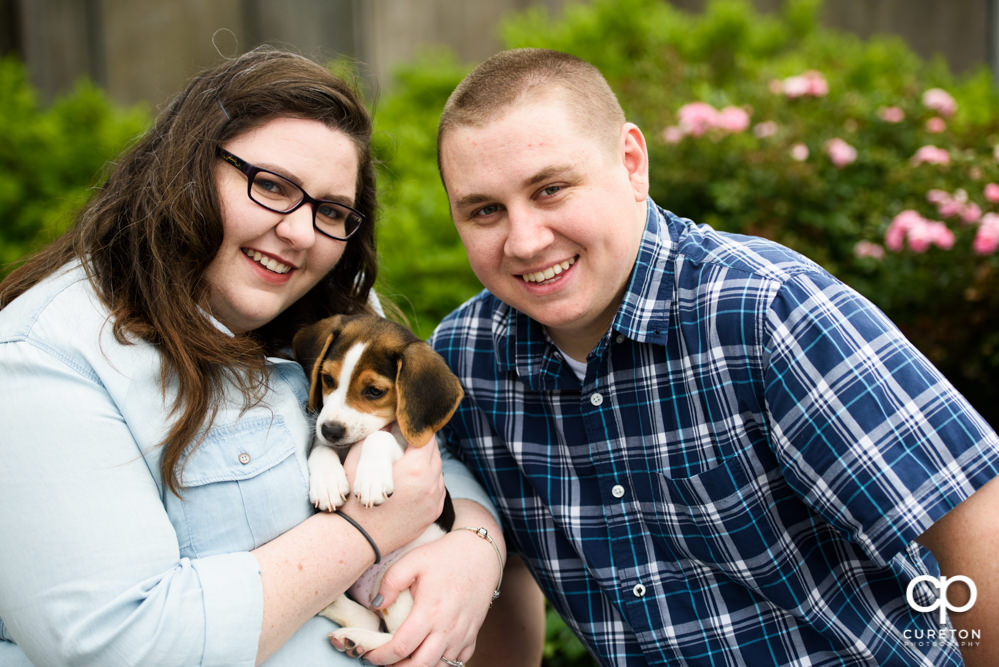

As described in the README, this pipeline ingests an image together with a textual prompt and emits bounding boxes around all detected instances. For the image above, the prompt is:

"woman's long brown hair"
[0,47,378,495]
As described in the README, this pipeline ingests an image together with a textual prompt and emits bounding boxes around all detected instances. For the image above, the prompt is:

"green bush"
[374,0,999,427]
[0,56,149,271]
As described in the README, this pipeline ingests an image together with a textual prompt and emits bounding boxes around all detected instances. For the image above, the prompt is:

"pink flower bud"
[984,183,999,203]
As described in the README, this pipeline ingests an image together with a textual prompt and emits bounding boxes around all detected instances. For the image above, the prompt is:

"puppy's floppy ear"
[395,341,464,447]
[292,316,342,412]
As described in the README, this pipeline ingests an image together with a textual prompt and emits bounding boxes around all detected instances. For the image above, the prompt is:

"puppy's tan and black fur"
[292,313,464,653]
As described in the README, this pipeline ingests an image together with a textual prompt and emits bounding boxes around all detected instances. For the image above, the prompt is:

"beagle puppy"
[292,313,464,653]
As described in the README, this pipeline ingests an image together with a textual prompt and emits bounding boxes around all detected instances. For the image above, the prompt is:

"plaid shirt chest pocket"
[165,413,311,558]
[642,444,795,574]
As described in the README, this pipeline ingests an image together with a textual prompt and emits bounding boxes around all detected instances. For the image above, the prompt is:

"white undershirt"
[556,345,588,382]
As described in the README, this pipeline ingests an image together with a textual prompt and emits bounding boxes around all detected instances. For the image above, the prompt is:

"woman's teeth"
[522,257,575,284]
[243,249,291,274]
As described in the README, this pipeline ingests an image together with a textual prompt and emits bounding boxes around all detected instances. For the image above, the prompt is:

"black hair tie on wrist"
[337,510,381,564]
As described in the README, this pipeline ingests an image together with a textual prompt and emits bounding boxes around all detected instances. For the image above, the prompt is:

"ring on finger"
[440,658,464,667]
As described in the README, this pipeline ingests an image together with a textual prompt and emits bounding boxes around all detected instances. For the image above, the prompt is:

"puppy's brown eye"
[362,386,386,400]
[321,374,335,390]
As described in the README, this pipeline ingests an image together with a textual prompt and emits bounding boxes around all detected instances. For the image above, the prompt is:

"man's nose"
[504,204,555,260]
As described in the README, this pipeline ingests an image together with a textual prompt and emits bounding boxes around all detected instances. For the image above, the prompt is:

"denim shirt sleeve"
[0,336,263,666]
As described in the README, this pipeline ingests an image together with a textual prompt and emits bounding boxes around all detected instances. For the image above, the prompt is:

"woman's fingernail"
[371,593,383,608]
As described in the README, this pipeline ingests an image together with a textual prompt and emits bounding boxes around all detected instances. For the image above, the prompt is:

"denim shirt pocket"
[167,413,311,558]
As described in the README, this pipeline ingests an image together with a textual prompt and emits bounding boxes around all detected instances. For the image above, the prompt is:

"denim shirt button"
[238,452,251,465]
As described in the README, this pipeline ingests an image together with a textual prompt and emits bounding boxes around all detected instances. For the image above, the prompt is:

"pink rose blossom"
[885,210,920,251]
[662,126,684,143]
[716,106,751,133]
[925,117,946,133]
[961,202,982,224]
[922,88,957,118]
[926,189,949,205]
[886,210,954,252]
[925,188,981,222]
[677,102,720,136]
[984,183,999,203]
[825,137,857,167]
[877,106,905,123]
[790,143,809,161]
[911,145,950,166]
[853,240,885,260]
[974,213,999,254]
[753,120,778,138]
[802,70,829,96]
[674,102,752,138]
[775,70,828,98]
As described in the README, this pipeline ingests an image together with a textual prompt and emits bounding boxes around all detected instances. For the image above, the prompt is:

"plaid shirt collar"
[494,200,673,390]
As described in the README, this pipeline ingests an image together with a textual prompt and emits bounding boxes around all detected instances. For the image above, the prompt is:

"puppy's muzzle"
[320,421,347,444]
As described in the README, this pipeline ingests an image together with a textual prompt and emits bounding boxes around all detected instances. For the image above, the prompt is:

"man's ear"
[620,122,650,202]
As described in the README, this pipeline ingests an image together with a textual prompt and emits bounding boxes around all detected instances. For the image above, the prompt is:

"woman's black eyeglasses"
[218,148,365,241]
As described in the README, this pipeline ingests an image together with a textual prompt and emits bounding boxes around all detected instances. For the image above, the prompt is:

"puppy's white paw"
[329,627,392,654]
[353,431,398,507]
[309,449,350,512]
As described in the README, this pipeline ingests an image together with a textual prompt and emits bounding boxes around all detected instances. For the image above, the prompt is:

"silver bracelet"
[455,526,503,604]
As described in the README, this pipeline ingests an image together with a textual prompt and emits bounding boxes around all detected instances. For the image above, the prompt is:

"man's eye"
[540,184,563,197]
[474,204,501,218]
[362,386,387,400]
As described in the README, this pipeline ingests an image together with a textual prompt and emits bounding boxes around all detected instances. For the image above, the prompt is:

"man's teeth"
[243,249,291,274]
[522,257,575,284]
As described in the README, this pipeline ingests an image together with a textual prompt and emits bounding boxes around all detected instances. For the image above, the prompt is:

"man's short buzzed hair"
[437,48,626,179]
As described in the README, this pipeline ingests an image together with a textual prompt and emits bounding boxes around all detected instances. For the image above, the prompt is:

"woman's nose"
[274,203,318,248]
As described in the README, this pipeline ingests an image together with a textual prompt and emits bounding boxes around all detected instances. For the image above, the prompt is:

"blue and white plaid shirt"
[430,202,999,666]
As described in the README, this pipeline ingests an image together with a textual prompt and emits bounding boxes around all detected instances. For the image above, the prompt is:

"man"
[429,48,999,666]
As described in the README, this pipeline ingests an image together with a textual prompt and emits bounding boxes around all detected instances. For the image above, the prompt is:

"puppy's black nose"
[321,421,346,442]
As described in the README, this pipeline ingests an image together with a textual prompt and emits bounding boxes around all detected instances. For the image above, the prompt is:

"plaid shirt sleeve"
[763,268,999,565]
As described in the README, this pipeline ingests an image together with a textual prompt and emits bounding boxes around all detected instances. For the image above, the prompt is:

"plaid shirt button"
[611,484,625,498]
[632,583,646,598]
[589,393,604,406]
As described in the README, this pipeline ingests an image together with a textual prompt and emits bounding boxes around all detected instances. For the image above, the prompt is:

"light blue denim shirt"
[0,263,495,666]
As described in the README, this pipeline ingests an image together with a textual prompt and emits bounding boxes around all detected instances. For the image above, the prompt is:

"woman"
[0,47,503,666]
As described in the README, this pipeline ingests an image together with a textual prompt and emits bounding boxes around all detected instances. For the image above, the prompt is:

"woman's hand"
[339,435,447,556]
[359,499,505,666]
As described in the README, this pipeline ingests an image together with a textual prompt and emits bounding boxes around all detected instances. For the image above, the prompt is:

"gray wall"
[2,0,996,109]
